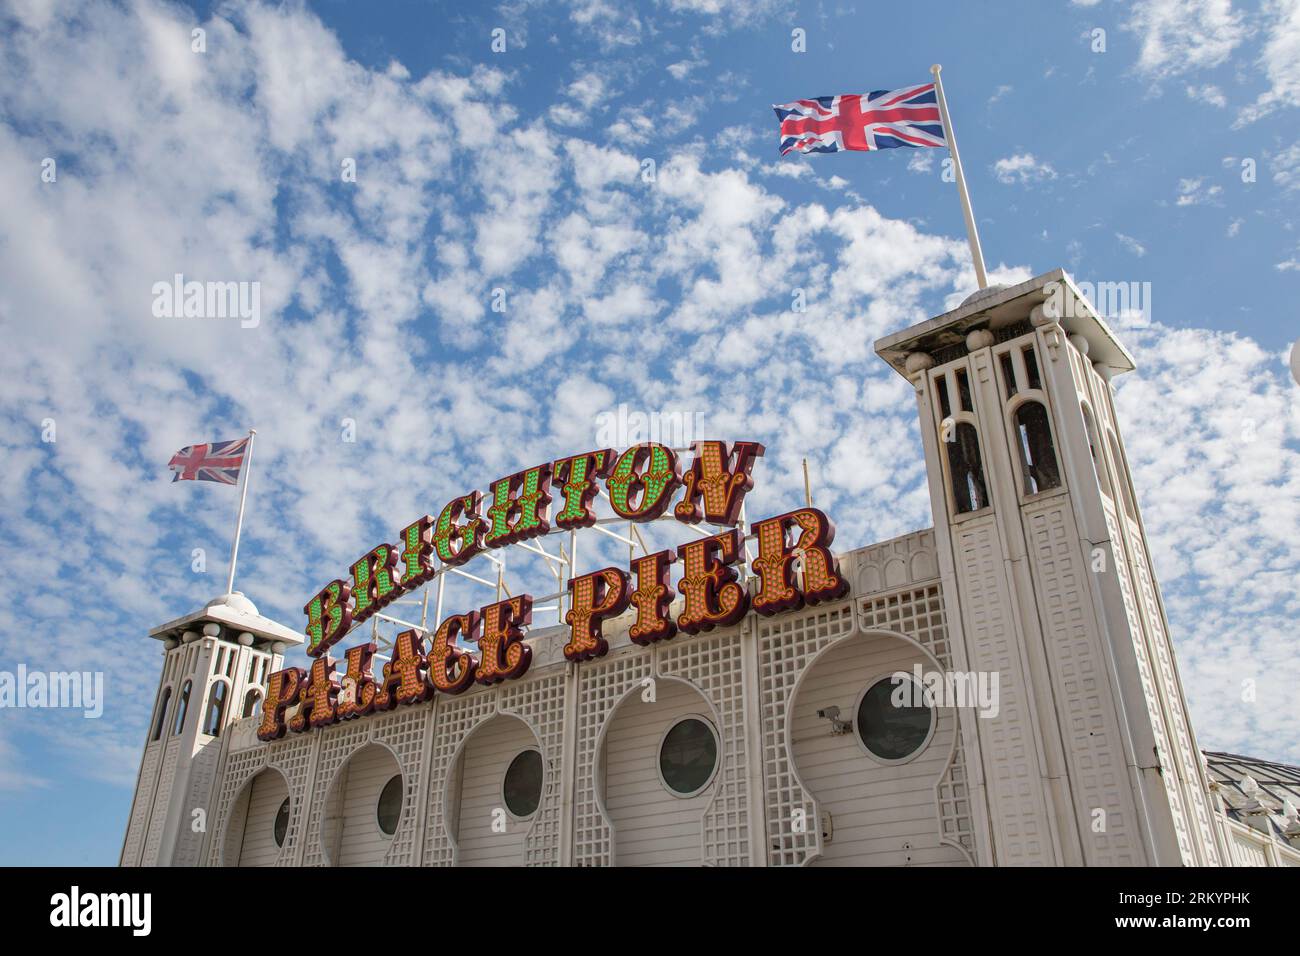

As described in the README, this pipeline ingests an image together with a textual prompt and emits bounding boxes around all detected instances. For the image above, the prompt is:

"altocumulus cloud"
[0,0,1297,805]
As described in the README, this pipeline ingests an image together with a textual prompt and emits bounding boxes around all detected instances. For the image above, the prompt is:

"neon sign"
[258,440,847,741]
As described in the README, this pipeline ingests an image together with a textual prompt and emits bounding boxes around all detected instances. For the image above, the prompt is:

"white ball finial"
[904,351,935,374]
[1029,302,1059,327]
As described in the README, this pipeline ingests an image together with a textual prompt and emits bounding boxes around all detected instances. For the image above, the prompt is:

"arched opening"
[321,744,403,866]
[446,714,544,866]
[1107,430,1138,519]
[203,681,228,737]
[151,687,171,742]
[600,679,719,866]
[242,688,262,719]
[223,767,290,867]
[946,422,990,513]
[789,632,969,867]
[1013,401,1062,495]
[1080,403,1112,498]
[173,680,192,736]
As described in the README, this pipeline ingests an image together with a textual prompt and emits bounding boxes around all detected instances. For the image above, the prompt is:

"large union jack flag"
[773,83,946,156]
[168,438,249,485]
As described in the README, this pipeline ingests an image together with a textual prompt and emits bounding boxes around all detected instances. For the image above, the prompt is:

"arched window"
[174,680,192,736]
[1013,401,1062,495]
[377,775,403,836]
[1080,404,1112,498]
[947,422,990,514]
[242,688,263,719]
[1107,430,1138,519]
[151,687,172,742]
[274,798,291,848]
[203,681,228,737]
[502,750,543,819]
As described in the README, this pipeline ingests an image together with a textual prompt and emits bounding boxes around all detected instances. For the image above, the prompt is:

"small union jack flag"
[168,438,249,485]
[773,83,946,156]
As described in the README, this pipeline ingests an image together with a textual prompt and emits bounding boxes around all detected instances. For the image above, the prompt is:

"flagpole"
[225,428,256,595]
[930,64,988,290]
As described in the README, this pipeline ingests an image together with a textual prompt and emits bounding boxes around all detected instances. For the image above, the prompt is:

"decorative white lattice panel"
[421,691,501,867]
[572,649,653,866]
[140,739,180,866]
[658,627,750,866]
[499,672,569,866]
[859,584,976,862]
[951,517,1054,865]
[299,720,374,867]
[757,600,855,866]
[373,707,434,866]
[1024,498,1142,864]
[207,730,316,866]
[1127,524,1222,865]
[1103,507,1194,865]
[170,738,222,865]
[121,741,163,866]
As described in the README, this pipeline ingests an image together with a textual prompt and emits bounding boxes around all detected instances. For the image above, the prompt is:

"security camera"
[816,706,852,735]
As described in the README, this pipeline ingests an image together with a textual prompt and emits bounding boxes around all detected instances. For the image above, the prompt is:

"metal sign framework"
[361,449,762,657]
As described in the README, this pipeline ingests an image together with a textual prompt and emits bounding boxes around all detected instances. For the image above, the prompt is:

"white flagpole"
[225,428,256,595]
[930,64,988,290]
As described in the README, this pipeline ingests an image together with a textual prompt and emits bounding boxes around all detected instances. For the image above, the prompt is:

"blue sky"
[1,0,1297,866]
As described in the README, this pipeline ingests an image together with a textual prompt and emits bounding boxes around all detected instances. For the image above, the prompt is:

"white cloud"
[566,0,643,48]
[907,150,935,175]
[1113,320,1300,761]
[993,153,1058,184]
[1116,232,1148,257]
[1186,83,1228,107]
[1237,0,1300,124]
[1175,176,1224,205]
[1272,141,1300,190]
[566,71,607,108]
[1124,0,1247,78]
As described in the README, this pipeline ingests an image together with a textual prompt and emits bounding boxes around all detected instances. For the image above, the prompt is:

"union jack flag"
[773,83,946,156]
[168,438,249,485]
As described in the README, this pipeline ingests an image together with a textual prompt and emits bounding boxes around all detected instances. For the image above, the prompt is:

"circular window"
[854,676,934,763]
[502,749,544,819]
[657,716,719,798]
[377,775,403,836]
[273,797,290,848]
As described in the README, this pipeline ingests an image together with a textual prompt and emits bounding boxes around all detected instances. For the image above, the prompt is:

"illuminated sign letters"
[259,440,847,741]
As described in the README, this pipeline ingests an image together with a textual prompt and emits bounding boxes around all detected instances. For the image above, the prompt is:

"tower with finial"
[875,270,1227,866]
[119,591,302,867]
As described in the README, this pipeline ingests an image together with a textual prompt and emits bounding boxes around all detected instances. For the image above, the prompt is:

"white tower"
[876,270,1227,866]
[119,592,303,867]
